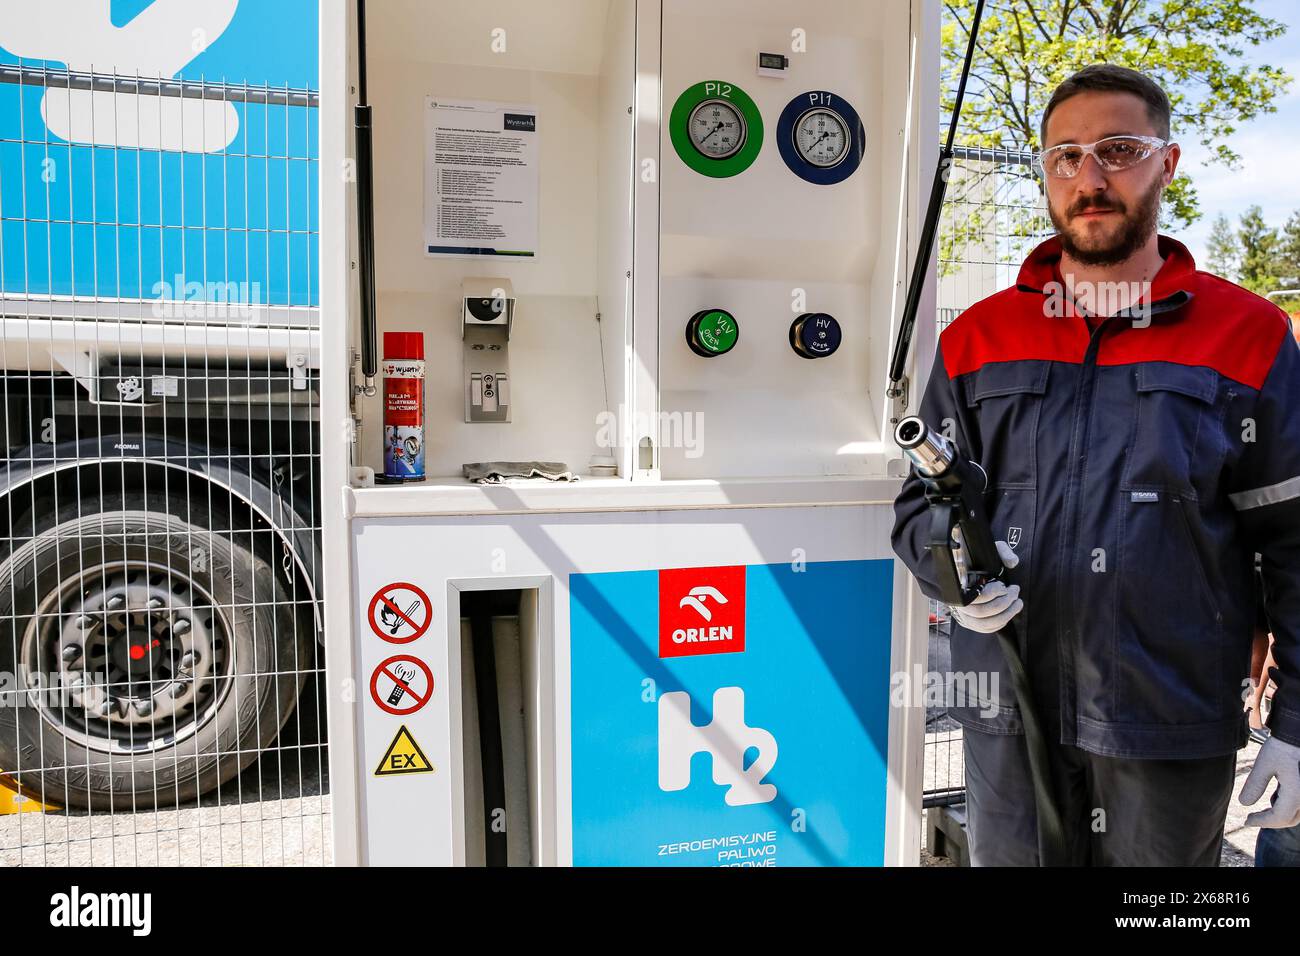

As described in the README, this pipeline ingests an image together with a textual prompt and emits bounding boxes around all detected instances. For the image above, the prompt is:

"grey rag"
[462,461,578,484]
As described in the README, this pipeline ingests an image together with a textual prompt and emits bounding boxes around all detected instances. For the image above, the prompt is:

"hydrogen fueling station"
[318,0,942,867]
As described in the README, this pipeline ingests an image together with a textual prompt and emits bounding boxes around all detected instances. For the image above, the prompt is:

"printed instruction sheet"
[424,98,539,258]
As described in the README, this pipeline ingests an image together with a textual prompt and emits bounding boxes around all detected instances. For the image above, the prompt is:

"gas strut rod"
[355,0,378,395]
[886,0,986,397]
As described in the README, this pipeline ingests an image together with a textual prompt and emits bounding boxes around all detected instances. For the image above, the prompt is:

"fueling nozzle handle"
[926,501,973,606]
[898,415,1005,607]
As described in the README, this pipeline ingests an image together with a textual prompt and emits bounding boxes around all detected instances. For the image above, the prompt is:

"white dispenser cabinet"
[320,0,941,866]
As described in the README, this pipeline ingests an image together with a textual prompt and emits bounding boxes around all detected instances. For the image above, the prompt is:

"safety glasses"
[1034,135,1172,179]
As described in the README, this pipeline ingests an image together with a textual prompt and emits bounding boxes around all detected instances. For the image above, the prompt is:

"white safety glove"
[948,540,1024,634]
[1240,735,1300,829]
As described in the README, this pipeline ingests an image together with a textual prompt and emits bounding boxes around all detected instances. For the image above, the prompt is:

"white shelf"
[345,474,906,518]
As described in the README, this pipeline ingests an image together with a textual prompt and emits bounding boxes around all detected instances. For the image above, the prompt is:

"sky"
[1174,0,1300,268]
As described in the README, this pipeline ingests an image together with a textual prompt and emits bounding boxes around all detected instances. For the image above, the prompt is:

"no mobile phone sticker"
[369,655,435,716]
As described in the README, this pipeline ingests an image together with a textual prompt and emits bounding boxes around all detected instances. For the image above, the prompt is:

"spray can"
[382,332,425,482]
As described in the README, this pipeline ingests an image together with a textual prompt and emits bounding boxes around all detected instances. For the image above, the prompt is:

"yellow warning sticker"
[374,724,435,777]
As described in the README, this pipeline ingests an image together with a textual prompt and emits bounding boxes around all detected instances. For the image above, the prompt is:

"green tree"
[1237,204,1281,295]
[1275,210,1300,282]
[1268,210,1300,311]
[1205,212,1241,281]
[940,0,1292,275]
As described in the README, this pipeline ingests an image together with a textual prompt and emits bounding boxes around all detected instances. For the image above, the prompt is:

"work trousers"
[962,727,1237,866]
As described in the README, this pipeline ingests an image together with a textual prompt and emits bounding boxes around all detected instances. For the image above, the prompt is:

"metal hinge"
[287,350,311,390]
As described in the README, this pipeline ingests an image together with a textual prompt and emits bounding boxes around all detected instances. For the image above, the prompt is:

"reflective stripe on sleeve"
[1229,475,1300,511]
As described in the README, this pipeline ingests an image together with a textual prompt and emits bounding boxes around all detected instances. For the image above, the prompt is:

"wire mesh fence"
[0,58,325,866]
[923,145,1050,833]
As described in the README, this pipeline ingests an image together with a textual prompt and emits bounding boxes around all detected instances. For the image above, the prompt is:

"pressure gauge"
[794,107,850,168]
[777,92,866,185]
[688,98,747,160]
[670,81,764,178]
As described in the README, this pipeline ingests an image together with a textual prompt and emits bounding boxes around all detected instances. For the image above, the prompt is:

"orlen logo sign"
[659,565,745,658]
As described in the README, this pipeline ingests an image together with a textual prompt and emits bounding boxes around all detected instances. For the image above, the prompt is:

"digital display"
[758,52,787,70]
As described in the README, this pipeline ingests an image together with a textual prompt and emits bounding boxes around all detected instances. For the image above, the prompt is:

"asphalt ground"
[0,675,331,866]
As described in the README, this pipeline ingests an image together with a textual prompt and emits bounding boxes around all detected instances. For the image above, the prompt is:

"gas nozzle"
[894,414,998,602]
[894,415,956,480]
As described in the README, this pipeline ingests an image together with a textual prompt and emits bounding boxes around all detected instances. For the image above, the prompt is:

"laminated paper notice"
[424,98,539,258]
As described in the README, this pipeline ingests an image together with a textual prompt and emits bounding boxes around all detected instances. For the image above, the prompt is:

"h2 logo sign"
[658,686,777,807]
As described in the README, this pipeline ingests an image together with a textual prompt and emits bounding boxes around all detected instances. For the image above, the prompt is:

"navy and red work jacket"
[892,234,1300,759]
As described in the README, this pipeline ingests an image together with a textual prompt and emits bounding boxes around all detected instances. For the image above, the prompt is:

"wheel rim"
[20,561,234,754]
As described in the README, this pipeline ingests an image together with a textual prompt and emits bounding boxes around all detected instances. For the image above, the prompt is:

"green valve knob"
[686,309,739,357]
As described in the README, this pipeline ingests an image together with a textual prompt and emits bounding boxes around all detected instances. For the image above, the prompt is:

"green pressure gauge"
[670,81,764,178]
[686,309,739,357]
[688,98,747,160]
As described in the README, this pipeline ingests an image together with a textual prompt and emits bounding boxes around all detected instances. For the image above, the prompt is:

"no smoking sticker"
[368,582,431,644]
[369,655,435,716]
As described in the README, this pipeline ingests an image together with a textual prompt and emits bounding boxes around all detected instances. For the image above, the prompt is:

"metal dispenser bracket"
[462,277,515,423]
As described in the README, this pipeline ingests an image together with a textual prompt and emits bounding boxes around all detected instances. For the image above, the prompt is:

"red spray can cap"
[384,331,424,360]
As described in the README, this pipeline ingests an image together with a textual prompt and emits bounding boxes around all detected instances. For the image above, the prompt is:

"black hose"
[470,611,508,867]
[995,619,1068,865]
[887,0,986,390]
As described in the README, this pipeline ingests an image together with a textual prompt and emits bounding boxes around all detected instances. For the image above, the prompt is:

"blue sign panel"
[571,559,893,866]
[0,0,319,306]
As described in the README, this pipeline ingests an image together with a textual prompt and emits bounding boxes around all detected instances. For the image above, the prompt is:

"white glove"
[1240,735,1300,829]
[948,540,1024,634]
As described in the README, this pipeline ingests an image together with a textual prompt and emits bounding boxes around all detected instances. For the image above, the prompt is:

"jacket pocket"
[1113,489,1225,724]
[962,361,1050,488]
[1120,362,1221,497]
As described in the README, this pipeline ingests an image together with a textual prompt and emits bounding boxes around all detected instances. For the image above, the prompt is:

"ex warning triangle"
[374,724,434,776]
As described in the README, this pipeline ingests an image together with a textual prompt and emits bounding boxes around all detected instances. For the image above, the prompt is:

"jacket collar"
[1015,233,1197,317]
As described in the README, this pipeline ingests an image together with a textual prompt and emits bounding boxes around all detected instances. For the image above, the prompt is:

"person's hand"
[1240,735,1300,828]
[949,540,1024,634]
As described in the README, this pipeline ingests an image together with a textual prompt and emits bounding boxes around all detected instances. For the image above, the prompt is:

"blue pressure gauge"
[777,92,865,185]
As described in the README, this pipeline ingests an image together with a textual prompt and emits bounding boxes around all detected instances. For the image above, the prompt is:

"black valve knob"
[790,312,841,359]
